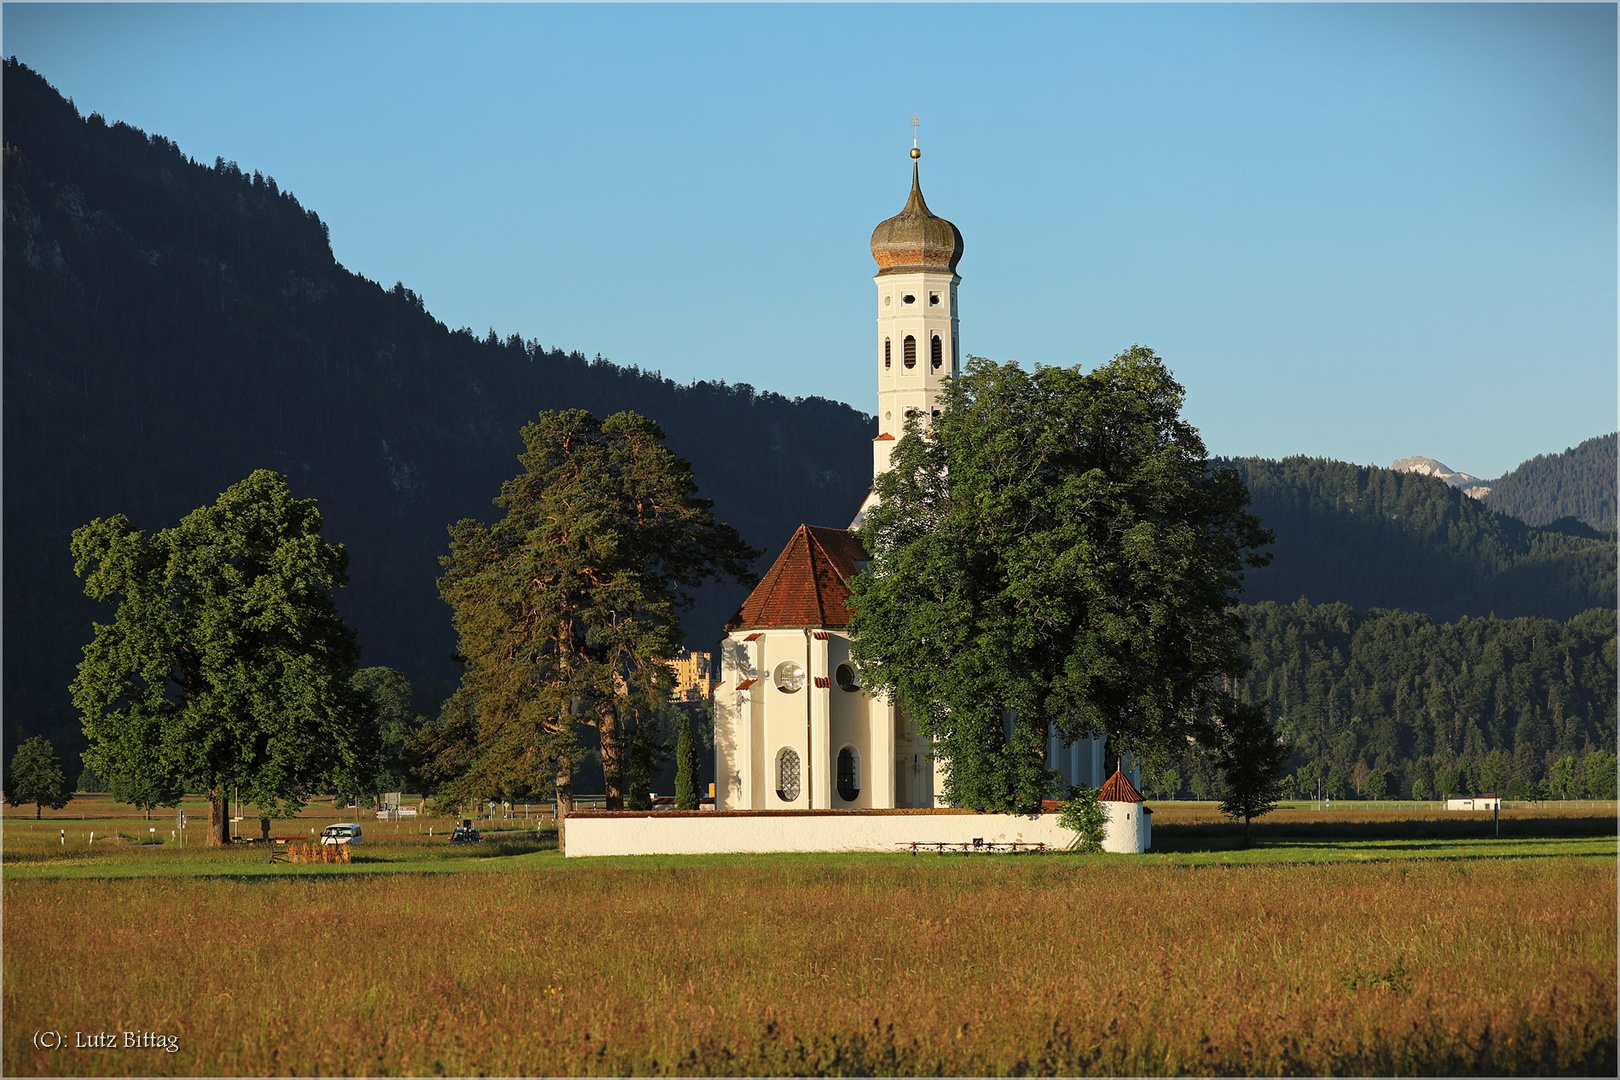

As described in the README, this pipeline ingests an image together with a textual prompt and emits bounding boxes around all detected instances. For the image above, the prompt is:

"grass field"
[4,800,1615,1076]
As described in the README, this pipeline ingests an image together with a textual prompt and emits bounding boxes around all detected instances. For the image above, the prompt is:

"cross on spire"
[909,114,920,147]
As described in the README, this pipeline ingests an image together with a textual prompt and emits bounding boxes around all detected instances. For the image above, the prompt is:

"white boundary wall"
[564,811,1078,857]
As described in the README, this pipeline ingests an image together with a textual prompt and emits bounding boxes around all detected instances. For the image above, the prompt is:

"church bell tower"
[868,138,964,478]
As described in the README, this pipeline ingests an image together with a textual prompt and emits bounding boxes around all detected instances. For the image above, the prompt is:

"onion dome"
[869,156,963,276]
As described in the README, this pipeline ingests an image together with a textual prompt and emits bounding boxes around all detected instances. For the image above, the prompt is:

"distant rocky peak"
[1391,456,1493,499]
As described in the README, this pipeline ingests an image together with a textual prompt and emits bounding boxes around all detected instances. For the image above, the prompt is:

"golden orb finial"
[910,146,920,160]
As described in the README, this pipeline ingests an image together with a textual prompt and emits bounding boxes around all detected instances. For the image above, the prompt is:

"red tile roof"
[727,525,870,629]
[1099,769,1144,803]
[874,433,895,441]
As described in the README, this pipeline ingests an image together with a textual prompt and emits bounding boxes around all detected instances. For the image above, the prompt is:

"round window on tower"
[835,662,861,692]
[773,660,805,693]
[884,295,892,307]
[902,293,916,305]
[929,292,940,306]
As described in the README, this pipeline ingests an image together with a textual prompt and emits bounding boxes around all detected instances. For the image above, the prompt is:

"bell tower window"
[931,335,943,369]
[903,336,917,368]
[885,338,891,370]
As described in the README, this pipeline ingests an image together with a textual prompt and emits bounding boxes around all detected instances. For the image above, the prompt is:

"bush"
[1057,788,1105,852]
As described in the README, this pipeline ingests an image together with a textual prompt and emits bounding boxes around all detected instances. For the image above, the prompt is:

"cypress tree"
[674,713,699,810]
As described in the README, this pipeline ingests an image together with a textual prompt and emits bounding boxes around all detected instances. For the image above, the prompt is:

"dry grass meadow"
[3,798,1615,1076]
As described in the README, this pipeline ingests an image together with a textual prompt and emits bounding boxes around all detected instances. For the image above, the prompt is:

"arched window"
[777,748,802,802]
[837,747,860,802]
[931,335,943,369]
[903,336,917,368]
[884,338,891,370]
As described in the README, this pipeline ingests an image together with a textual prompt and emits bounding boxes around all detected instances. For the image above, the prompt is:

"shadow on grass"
[1150,814,1617,854]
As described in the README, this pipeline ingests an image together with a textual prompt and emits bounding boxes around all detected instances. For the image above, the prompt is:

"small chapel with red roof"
[711,145,1123,814]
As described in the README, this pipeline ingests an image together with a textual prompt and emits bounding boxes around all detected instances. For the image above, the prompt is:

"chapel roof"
[726,524,870,630]
[869,157,964,277]
[1099,769,1145,803]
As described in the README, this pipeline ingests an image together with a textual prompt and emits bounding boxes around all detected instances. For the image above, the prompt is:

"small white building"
[1099,768,1152,853]
[712,148,1113,813]
[1445,796,1501,811]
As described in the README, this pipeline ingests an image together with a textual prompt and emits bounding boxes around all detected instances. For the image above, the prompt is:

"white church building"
[712,148,1126,814]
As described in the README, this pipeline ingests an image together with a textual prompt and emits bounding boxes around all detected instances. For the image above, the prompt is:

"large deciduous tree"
[71,470,378,844]
[425,410,756,819]
[850,348,1272,811]
[5,736,73,819]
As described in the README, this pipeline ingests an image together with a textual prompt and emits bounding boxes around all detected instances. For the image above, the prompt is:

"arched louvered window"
[776,748,802,802]
[837,747,860,802]
[903,335,917,368]
[884,338,891,370]
[931,335,943,369]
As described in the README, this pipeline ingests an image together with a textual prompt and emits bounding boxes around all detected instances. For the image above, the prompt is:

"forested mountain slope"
[1484,432,1616,531]
[3,60,874,756]
[1226,457,1615,622]
[1237,600,1615,799]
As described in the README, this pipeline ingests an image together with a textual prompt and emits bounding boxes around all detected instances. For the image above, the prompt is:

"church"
[711,146,1118,812]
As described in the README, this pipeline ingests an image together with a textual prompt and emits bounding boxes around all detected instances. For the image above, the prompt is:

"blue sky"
[6,3,1615,478]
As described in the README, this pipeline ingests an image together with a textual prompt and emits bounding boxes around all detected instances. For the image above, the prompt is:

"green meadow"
[4,799,1615,1076]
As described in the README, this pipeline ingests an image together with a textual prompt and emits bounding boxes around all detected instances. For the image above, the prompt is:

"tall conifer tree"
[429,410,755,816]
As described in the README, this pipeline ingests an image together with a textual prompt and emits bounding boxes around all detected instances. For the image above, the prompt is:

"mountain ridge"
[4,59,1613,776]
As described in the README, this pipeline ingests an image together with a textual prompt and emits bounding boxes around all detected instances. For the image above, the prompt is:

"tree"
[1434,763,1458,800]
[5,736,72,819]
[675,711,700,810]
[72,470,378,845]
[1583,749,1617,799]
[1215,702,1289,846]
[1325,764,1348,800]
[1363,768,1389,800]
[428,410,757,820]
[625,719,666,811]
[1549,755,1576,800]
[352,667,426,797]
[850,350,1272,812]
[1411,777,1430,801]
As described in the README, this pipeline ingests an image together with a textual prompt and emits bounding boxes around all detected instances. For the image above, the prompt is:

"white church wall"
[564,810,1077,858]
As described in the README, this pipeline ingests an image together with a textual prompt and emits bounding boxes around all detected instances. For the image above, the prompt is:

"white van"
[319,823,364,846]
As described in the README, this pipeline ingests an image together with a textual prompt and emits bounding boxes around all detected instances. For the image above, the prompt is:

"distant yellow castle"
[667,649,714,702]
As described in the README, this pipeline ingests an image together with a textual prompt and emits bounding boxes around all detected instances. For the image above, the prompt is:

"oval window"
[835,662,861,692]
[777,747,802,802]
[837,747,860,802]
[773,660,805,693]
[902,293,916,304]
